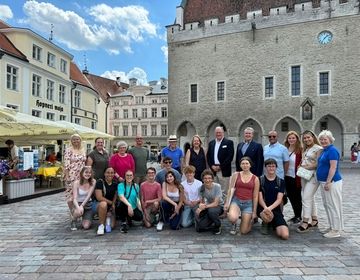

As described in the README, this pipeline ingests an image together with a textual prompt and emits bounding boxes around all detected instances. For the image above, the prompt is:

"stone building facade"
[167,0,360,157]
[109,78,169,154]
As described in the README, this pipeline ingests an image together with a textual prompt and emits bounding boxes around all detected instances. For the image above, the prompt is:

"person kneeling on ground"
[141,167,162,228]
[93,167,118,235]
[224,157,259,235]
[117,170,143,233]
[257,158,289,240]
[180,165,203,228]
[157,171,185,231]
[71,166,96,231]
[195,169,224,235]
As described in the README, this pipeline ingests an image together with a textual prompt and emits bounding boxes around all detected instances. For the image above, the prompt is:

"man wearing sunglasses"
[263,131,289,180]
[155,156,182,186]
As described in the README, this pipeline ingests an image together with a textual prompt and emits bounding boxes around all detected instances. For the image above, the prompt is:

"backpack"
[259,175,287,205]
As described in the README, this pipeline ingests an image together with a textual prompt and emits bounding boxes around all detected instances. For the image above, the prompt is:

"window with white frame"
[123,109,129,119]
[151,108,157,118]
[47,52,56,68]
[152,99,157,104]
[132,109,138,119]
[46,80,54,100]
[59,85,66,104]
[319,71,329,95]
[264,76,274,98]
[32,110,41,118]
[291,65,301,96]
[59,115,66,121]
[32,74,41,97]
[132,125,138,136]
[114,109,119,119]
[142,108,147,118]
[161,125,167,136]
[216,81,225,101]
[161,107,167,118]
[161,98,167,103]
[136,96,144,104]
[142,125,147,136]
[190,84,197,103]
[46,112,55,121]
[74,117,81,124]
[60,59,67,73]
[91,121,96,130]
[114,125,119,136]
[74,90,81,107]
[123,125,129,136]
[151,125,157,136]
[32,44,42,61]
[6,65,18,91]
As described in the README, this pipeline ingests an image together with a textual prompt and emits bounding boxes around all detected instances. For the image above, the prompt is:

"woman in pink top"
[224,157,260,235]
[109,141,135,181]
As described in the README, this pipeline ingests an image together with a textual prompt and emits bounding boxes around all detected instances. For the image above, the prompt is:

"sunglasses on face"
[163,161,172,164]
[268,135,277,138]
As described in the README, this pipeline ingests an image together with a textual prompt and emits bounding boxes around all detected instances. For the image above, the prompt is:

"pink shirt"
[109,153,135,179]
[140,181,162,204]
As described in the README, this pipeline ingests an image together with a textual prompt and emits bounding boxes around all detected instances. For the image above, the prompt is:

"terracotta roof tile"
[84,73,129,102]
[70,62,96,91]
[0,32,28,61]
[0,20,10,29]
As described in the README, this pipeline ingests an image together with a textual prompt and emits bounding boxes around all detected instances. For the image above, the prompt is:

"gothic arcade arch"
[314,114,344,157]
[238,118,263,144]
[274,116,302,143]
[176,121,196,153]
[206,119,228,145]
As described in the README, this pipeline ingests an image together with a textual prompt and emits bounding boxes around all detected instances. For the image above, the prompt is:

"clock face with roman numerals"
[318,31,333,45]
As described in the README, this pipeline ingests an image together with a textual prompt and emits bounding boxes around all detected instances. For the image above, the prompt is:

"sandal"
[309,219,318,228]
[297,222,310,233]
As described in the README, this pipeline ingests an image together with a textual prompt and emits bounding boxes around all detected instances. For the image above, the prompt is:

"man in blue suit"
[235,127,264,177]
[207,126,234,194]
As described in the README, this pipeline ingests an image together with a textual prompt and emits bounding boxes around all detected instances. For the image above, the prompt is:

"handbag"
[296,166,314,180]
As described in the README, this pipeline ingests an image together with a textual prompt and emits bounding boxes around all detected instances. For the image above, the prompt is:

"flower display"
[0,160,10,178]
[5,169,34,180]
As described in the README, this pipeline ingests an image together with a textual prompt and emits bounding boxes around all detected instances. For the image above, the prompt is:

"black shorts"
[270,209,287,229]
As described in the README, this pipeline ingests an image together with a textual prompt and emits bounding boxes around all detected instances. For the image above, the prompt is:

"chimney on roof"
[116,77,121,86]
[129,78,137,87]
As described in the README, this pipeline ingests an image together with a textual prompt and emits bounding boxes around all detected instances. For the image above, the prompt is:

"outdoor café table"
[36,166,60,187]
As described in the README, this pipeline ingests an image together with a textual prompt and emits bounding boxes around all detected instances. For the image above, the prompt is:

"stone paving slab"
[0,169,359,279]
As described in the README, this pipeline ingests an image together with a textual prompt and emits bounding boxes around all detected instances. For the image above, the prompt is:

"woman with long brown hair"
[157,170,185,231]
[284,131,303,224]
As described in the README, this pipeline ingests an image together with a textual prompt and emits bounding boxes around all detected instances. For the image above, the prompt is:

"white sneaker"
[156,221,164,231]
[97,224,105,235]
[229,224,237,235]
[70,221,77,231]
[323,230,340,238]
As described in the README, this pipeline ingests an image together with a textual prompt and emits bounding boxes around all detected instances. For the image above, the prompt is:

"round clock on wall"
[318,31,333,45]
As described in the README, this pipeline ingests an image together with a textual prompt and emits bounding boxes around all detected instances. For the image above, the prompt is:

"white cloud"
[0,5,13,20]
[101,67,148,85]
[161,46,168,63]
[21,1,157,54]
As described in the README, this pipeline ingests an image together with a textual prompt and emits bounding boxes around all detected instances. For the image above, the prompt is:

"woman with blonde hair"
[64,134,86,215]
[297,130,322,233]
[283,131,303,224]
[184,135,207,180]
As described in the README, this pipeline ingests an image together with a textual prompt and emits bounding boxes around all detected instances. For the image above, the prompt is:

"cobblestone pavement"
[0,169,359,280]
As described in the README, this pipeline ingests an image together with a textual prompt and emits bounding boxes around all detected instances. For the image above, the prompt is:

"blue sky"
[0,0,179,84]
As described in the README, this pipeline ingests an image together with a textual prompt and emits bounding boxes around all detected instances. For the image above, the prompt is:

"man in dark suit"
[207,126,234,194]
[235,127,264,177]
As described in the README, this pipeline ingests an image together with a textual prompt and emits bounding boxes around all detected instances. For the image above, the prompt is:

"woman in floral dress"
[64,134,86,209]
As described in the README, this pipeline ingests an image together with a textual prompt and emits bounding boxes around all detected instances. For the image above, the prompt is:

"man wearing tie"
[207,126,234,194]
[235,127,264,177]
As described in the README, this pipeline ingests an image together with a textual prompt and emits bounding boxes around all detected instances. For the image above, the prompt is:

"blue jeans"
[160,200,183,230]
[180,205,197,228]
[230,197,253,214]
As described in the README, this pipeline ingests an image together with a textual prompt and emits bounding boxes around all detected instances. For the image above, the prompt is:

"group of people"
[63,125,344,239]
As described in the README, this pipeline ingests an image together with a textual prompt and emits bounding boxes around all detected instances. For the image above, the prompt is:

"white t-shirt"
[181,179,202,202]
